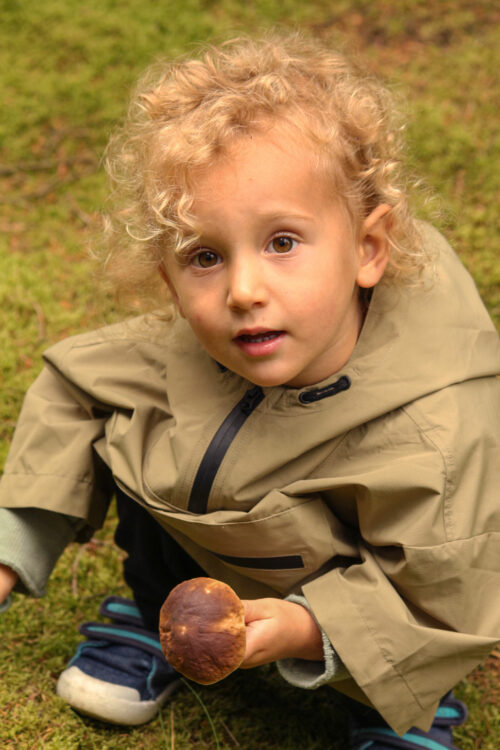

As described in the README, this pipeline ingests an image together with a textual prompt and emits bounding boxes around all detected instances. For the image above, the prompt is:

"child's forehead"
[189,125,328,201]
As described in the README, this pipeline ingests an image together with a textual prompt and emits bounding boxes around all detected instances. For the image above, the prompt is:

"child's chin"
[239,368,296,389]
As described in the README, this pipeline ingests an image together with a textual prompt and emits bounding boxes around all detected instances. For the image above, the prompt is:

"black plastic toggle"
[298,375,351,404]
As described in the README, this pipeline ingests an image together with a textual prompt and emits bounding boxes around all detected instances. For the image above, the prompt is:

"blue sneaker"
[56,596,181,725]
[349,691,467,749]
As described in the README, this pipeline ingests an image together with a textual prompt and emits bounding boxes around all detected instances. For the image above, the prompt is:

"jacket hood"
[333,223,500,422]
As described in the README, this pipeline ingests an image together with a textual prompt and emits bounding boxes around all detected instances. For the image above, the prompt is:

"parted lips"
[159,577,246,685]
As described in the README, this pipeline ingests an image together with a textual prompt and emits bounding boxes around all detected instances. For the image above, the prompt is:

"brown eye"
[270,236,296,253]
[192,250,220,268]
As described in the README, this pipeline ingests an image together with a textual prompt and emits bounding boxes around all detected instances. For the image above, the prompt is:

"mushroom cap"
[159,577,246,684]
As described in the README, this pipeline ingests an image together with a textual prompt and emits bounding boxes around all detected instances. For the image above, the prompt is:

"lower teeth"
[243,333,276,342]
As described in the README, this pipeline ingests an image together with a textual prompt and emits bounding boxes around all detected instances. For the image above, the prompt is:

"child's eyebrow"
[251,209,316,224]
[193,210,316,238]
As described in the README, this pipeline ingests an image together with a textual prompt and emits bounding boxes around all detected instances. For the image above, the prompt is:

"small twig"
[0,156,96,176]
[32,302,46,341]
[221,719,240,746]
[309,14,341,32]
[0,177,75,204]
[68,196,95,227]
[1,164,97,204]
[45,126,92,151]
[158,703,176,750]
[71,546,87,597]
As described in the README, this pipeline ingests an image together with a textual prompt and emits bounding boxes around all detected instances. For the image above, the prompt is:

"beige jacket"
[1,225,499,733]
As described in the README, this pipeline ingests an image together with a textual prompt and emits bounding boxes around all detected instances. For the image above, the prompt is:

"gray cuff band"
[0,594,13,613]
[276,593,349,690]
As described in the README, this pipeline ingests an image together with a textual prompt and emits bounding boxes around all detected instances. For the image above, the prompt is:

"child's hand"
[0,563,18,609]
[241,597,323,668]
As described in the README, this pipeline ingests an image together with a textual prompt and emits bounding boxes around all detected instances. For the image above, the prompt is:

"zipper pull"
[240,386,264,415]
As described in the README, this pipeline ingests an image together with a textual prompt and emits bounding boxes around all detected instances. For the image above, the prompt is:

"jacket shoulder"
[42,315,171,410]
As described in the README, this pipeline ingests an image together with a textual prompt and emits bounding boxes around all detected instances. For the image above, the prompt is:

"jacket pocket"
[148,489,359,594]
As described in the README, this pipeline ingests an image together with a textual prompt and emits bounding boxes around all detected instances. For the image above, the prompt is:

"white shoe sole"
[56,666,181,725]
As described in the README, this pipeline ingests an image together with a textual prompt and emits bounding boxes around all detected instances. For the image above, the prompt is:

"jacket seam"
[168,498,319,527]
[400,530,499,549]
[3,469,95,486]
[304,429,354,477]
[51,330,167,353]
[400,405,454,542]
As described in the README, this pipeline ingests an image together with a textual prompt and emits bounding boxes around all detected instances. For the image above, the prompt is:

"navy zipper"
[187,385,265,513]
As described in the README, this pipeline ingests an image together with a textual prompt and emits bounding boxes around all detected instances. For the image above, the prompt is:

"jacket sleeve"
[0,507,85,597]
[301,378,500,735]
[0,361,113,531]
[1,317,169,548]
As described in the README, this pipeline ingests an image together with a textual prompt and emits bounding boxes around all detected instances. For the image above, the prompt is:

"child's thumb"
[241,598,261,624]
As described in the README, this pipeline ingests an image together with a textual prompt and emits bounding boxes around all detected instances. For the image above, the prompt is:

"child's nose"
[226,256,268,311]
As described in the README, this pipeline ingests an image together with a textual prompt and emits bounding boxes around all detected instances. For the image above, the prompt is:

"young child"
[1,34,499,749]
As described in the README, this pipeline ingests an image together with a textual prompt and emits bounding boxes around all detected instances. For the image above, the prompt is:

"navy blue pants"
[114,488,205,631]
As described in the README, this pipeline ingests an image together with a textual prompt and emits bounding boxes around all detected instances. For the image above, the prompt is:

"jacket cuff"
[276,593,349,689]
[0,507,83,597]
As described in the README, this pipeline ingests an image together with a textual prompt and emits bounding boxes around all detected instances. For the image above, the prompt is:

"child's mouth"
[237,331,283,343]
[233,330,285,356]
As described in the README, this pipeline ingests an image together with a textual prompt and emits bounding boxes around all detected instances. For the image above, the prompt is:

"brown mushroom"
[159,577,246,684]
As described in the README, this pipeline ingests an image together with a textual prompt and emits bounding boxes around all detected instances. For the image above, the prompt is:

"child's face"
[162,130,389,387]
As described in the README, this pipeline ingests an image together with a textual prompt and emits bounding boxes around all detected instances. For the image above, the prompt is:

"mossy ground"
[1,1,498,747]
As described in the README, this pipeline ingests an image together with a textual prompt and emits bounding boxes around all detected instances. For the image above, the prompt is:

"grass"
[0,1,499,747]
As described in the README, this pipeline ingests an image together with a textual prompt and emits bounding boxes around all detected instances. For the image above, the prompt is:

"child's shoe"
[348,691,467,749]
[56,596,181,725]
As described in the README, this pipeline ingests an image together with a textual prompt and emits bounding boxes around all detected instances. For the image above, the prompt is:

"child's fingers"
[241,597,277,624]
[241,598,324,665]
[241,615,276,667]
[0,563,18,605]
[241,598,259,624]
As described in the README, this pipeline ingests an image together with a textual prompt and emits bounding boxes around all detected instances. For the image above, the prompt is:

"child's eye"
[190,250,222,268]
[268,236,297,254]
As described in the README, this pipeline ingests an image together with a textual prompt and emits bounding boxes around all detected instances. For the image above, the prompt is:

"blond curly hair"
[100,32,429,315]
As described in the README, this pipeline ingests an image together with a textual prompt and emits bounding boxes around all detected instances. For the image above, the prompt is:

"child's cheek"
[187,311,213,337]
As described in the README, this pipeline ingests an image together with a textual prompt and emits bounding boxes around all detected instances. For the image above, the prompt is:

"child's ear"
[356,204,391,289]
[158,261,185,318]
